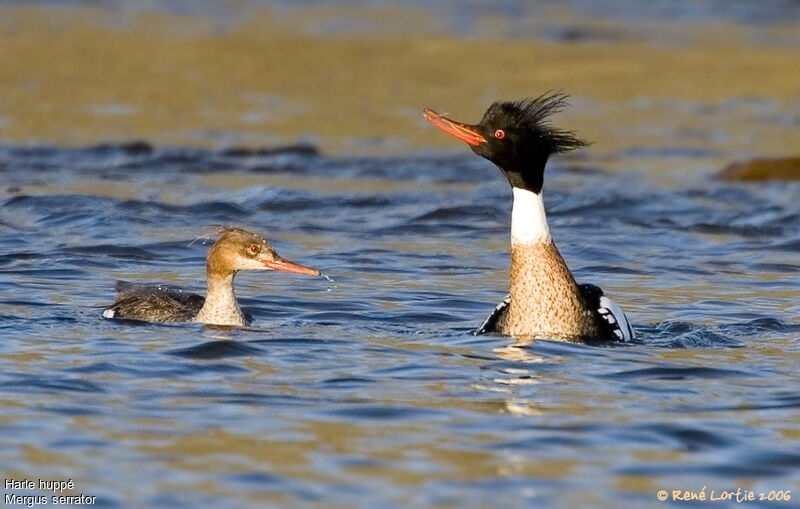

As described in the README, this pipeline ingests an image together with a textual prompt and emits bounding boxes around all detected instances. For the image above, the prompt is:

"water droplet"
[320,273,336,291]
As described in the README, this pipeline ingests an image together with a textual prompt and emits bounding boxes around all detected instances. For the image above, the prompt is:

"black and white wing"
[475,294,511,335]
[579,284,635,341]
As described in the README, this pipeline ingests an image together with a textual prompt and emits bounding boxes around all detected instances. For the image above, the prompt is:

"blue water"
[1,143,798,508]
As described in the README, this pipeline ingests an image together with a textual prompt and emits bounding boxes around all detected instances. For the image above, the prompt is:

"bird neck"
[195,271,245,326]
[503,187,590,338]
[510,187,551,245]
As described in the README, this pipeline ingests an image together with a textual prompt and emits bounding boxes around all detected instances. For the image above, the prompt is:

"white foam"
[102,308,115,319]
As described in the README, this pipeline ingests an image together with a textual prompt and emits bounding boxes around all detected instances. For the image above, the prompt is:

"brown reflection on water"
[1,5,798,159]
[133,422,580,496]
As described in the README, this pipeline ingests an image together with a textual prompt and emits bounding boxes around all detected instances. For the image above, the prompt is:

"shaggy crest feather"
[483,93,589,154]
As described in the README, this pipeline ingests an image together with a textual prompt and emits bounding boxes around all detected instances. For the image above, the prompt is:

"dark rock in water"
[546,25,629,44]
[219,143,319,158]
[717,156,800,181]
[90,140,154,155]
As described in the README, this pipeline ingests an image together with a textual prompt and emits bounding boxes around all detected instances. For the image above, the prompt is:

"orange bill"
[423,108,486,146]
[263,256,320,276]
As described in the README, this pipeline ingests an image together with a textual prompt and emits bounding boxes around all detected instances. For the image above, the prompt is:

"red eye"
[494,129,505,139]
[249,244,260,254]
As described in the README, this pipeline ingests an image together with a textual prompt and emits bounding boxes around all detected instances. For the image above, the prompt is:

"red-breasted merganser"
[423,93,634,341]
[102,227,320,326]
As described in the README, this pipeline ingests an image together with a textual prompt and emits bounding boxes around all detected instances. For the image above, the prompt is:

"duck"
[424,93,634,341]
[102,227,320,326]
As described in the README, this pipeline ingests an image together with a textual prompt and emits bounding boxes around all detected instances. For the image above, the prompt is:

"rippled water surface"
[2,0,800,506]
[1,142,798,508]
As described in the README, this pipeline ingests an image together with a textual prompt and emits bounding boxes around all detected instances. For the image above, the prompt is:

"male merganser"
[424,93,634,341]
[102,227,320,326]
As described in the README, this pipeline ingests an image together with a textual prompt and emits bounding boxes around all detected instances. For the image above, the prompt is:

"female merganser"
[102,227,320,326]
[423,93,634,341]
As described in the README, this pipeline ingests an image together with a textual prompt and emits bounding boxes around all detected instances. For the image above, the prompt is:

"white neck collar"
[510,187,551,245]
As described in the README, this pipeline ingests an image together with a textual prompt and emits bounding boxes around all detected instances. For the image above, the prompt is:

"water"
[1,142,798,508]
[2,0,800,506]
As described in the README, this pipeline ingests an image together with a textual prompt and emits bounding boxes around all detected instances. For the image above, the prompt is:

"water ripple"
[1,142,798,508]
[167,340,265,359]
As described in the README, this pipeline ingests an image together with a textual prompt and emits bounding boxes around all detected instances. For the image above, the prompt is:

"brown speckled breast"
[193,301,246,327]
[496,240,602,340]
